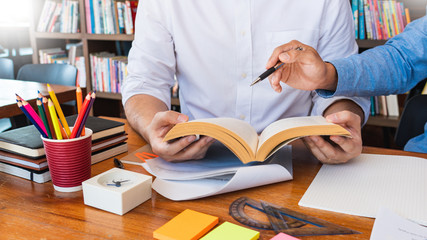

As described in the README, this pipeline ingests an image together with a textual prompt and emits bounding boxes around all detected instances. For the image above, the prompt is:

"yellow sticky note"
[153,209,218,240]
[200,221,259,240]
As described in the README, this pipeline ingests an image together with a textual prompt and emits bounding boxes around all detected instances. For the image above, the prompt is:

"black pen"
[250,62,284,86]
[250,46,303,87]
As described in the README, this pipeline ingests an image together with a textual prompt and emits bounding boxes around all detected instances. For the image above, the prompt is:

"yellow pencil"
[47,84,71,137]
[48,99,62,140]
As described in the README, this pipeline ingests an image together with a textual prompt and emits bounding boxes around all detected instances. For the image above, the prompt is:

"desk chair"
[12,64,78,128]
[0,58,14,79]
[394,94,427,148]
[17,64,77,86]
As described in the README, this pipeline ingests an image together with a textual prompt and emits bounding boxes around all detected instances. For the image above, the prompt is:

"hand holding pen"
[253,40,338,93]
[250,45,303,86]
[263,40,338,92]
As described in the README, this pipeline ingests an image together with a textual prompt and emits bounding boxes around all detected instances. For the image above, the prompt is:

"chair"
[13,64,78,127]
[0,58,14,79]
[394,94,427,148]
[17,64,77,86]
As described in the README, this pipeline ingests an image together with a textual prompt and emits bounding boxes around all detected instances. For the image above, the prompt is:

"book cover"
[164,116,349,164]
[0,142,128,183]
[0,134,127,171]
[0,116,125,158]
[386,95,400,117]
[0,161,51,183]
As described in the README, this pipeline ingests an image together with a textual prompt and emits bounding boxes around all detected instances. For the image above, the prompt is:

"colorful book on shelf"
[352,0,359,38]
[358,0,365,39]
[0,116,125,159]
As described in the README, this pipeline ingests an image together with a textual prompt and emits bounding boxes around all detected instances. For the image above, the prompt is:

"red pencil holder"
[41,128,92,192]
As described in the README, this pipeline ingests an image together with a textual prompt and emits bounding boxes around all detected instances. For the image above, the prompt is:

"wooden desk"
[1,117,426,239]
[0,79,79,118]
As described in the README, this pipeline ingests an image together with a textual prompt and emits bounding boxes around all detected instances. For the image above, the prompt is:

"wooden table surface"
[0,79,79,118]
[0,117,426,240]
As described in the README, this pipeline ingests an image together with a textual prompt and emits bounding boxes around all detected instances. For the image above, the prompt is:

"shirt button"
[239,115,245,120]
[241,31,246,36]
[241,73,247,78]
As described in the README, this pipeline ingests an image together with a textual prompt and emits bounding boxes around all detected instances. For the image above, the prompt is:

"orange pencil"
[76,85,85,136]
[42,97,56,139]
[70,93,91,138]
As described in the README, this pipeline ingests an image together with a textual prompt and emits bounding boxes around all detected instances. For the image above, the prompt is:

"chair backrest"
[0,58,14,79]
[16,64,77,86]
[394,94,427,148]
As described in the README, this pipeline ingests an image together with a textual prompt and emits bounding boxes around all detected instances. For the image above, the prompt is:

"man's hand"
[265,40,338,92]
[145,111,216,162]
[303,110,363,164]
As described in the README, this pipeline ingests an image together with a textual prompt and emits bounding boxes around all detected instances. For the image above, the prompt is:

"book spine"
[358,0,365,39]
[352,0,359,39]
[373,0,382,39]
[364,0,372,40]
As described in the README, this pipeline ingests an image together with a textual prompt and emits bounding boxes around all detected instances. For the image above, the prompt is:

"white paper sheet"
[123,143,293,201]
[370,207,427,240]
[299,154,427,226]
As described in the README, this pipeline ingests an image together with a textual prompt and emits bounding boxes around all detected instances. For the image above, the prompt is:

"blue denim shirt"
[317,16,427,153]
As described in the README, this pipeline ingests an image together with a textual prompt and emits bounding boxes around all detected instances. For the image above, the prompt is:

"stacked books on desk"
[0,116,127,183]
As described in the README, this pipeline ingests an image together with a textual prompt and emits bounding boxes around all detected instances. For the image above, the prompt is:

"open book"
[164,116,350,164]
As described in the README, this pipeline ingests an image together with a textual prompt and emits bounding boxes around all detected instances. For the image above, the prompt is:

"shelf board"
[85,33,134,41]
[33,32,84,39]
[96,92,122,100]
[356,39,388,49]
[366,115,400,128]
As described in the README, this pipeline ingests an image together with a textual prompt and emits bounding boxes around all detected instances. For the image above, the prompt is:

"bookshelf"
[29,0,423,123]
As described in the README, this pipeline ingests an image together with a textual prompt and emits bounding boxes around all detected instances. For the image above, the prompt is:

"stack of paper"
[299,154,427,226]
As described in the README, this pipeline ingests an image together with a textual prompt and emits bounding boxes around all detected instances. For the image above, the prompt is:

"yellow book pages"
[164,118,258,162]
[164,116,350,164]
[153,209,218,240]
[256,116,350,161]
[200,222,259,240]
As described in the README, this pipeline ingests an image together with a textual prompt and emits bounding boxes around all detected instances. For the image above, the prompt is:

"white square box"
[82,168,152,215]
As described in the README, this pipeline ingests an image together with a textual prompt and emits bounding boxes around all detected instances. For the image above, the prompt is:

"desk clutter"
[0,84,127,183]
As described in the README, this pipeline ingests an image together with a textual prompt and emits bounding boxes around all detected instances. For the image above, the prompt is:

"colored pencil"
[47,84,71,137]
[58,120,69,139]
[37,99,52,139]
[15,93,23,102]
[42,97,56,139]
[76,85,85,136]
[37,90,44,101]
[17,101,48,138]
[70,93,91,139]
[48,99,62,140]
[21,100,47,136]
[75,91,96,138]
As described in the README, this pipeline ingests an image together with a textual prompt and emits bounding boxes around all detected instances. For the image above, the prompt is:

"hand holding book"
[164,116,350,164]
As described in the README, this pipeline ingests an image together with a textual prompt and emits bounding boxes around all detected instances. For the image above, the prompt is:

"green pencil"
[37,99,52,139]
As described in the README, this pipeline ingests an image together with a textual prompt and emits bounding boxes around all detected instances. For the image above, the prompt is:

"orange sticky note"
[153,209,219,240]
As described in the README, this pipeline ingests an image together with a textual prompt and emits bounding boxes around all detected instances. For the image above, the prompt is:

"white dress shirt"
[122,0,370,133]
